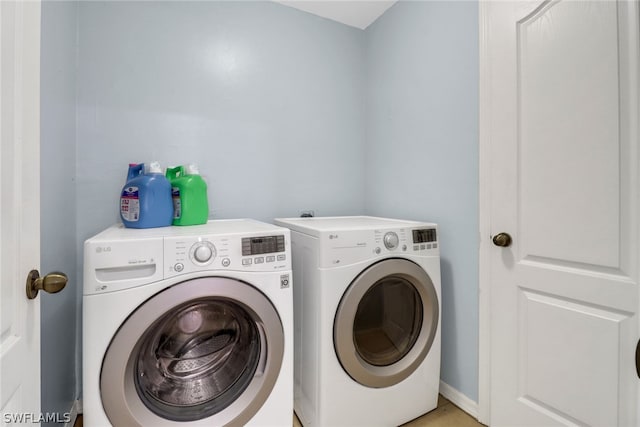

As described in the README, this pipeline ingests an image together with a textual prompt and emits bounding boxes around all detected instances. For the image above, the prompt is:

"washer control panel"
[165,232,290,278]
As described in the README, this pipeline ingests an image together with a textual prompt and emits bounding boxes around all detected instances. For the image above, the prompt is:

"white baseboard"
[64,400,82,427]
[439,381,479,419]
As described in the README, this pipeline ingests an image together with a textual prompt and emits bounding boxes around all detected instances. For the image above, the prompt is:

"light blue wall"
[364,1,479,401]
[75,0,366,244]
[40,1,79,423]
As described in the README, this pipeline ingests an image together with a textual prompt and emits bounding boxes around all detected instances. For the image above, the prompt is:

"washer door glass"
[353,277,423,367]
[100,277,284,427]
[334,258,439,388]
[135,299,260,421]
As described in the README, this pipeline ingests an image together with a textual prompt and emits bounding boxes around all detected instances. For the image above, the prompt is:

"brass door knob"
[492,233,512,248]
[26,270,68,300]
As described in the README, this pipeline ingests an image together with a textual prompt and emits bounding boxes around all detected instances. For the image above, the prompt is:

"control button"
[174,263,184,272]
[194,245,212,263]
[266,256,275,263]
[402,245,407,251]
[420,244,426,250]
[277,254,286,261]
[427,244,432,249]
[383,232,399,250]
[375,247,381,254]
[255,257,264,264]
[190,241,216,265]
[221,258,231,267]
[413,245,419,251]
[433,243,438,249]
[242,258,252,266]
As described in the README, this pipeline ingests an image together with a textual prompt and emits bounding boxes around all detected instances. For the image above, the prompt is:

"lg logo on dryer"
[95,246,112,253]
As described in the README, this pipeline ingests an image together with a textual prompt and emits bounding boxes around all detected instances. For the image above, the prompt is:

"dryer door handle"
[255,322,268,377]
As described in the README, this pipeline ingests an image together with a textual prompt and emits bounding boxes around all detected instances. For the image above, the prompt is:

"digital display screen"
[242,235,285,256]
[413,228,437,244]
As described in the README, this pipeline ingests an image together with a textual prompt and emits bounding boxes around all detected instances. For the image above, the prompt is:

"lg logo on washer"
[95,246,111,253]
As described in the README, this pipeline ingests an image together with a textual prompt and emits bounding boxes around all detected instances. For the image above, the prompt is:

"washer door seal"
[100,277,284,427]
[333,258,439,388]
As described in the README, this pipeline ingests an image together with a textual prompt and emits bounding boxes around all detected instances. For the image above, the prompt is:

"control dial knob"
[383,232,399,250]
[190,241,216,265]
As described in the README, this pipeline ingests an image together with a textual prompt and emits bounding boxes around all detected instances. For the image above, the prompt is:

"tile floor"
[75,395,485,427]
[400,395,485,427]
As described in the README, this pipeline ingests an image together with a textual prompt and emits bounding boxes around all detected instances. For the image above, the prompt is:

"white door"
[0,1,42,424]
[481,1,639,426]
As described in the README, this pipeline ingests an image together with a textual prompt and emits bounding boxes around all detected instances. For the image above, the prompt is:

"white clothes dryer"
[274,216,441,427]
[83,220,293,426]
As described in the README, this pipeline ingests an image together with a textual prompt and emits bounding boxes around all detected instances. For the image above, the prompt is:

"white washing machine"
[274,216,441,427]
[83,219,293,426]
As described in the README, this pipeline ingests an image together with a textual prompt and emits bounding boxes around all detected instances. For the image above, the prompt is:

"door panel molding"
[520,255,631,280]
[517,288,629,426]
[517,0,621,268]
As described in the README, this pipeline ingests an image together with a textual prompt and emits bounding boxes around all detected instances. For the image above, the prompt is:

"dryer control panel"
[319,226,438,268]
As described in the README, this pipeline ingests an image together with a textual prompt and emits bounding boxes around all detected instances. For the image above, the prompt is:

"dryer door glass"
[353,277,423,366]
[333,258,439,388]
[134,299,260,421]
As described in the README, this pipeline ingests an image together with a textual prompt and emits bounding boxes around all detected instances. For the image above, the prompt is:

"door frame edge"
[477,0,492,424]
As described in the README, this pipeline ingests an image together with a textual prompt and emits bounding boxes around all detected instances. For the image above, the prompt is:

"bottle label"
[172,187,181,219]
[121,186,140,222]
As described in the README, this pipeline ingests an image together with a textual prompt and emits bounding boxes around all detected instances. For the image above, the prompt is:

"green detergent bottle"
[166,164,209,226]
